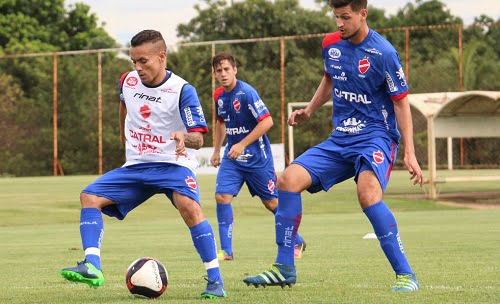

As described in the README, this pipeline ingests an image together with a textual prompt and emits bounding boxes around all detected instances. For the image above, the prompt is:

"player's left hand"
[228,143,245,160]
[170,132,187,160]
[404,153,424,187]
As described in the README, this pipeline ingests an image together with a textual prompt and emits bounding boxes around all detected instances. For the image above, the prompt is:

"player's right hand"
[288,109,311,126]
[210,152,221,167]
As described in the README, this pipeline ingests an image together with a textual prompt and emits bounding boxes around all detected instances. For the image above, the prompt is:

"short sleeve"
[179,84,209,133]
[384,51,409,101]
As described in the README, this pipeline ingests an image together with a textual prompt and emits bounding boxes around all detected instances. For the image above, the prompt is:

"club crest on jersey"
[233,99,241,111]
[185,176,197,190]
[358,57,371,74]
[139,104,151,119]
[126,77,138,87]
[373,150,384,164]
[268,180,275,193]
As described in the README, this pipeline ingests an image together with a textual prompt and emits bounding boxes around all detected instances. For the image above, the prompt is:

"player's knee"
[215,194,232,203]
[80,192,103,209]
[262,199,277,211]
[357,188,382,208]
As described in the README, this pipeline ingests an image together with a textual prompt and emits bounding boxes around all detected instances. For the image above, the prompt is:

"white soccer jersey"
[120,70,208,172]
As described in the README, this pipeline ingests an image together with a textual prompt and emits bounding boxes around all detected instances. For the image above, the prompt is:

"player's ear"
[360,8,368,20]
[234,65,237,75]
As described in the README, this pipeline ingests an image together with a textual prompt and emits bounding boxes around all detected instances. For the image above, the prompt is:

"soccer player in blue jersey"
[60,30,226,299]
[244,0,423,292]
[210,52,306,261]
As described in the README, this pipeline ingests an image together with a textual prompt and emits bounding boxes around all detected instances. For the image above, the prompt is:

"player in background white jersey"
[60,30,226,299]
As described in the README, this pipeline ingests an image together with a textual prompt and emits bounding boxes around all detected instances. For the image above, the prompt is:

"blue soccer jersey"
[322,29,409,143]
[214,80,273,169]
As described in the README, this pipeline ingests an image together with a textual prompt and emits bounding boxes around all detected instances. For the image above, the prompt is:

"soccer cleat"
[60,260,104,288]
[391,273,419,292]
[243,263,296,288]
[217,250,233,261]
[201,278,227,299]
[294,240,307,259]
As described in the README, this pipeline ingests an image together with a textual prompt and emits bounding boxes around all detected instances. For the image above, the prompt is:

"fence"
[0,23,498,177]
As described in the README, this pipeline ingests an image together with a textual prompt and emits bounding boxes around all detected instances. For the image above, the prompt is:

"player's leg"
[60,194,111,288]
[173,192,226,298]
[243,164,311,287]
[356,154,419,292]
[214,161,244,261]
[61,165,155,288]
[215,194,235,260]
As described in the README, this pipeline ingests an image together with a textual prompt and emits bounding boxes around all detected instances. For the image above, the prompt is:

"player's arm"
[288,76,332,126]
[228,115,273,160]
[210,119,226,167]
[119,101,127,146]
[393,96,424,187]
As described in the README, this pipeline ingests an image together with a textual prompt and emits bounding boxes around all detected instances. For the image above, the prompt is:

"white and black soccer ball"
[125,257,168,299]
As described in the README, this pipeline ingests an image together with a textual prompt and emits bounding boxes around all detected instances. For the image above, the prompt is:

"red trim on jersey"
[324,73,330,79]
[213,86,225,101]
[188,127,209,134]
[385,142,397,180]
[322,32,342,48]
[119,71,130,89]
[217,117,225,122]
[391,91,408,101]
[257,112,271,122]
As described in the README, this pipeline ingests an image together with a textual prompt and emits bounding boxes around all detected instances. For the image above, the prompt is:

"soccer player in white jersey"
[210,52,306,261]
[244,0,423,292]
[60,30,226,299]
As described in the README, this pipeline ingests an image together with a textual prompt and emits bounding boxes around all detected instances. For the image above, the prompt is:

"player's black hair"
[211,52,237,70]
[328,0,367,11]
[130,30,167,51]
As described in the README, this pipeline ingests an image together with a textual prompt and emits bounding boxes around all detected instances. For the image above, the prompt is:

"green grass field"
[1,170,499,303]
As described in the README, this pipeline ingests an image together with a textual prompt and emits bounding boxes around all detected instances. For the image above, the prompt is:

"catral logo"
[126,77,138,87]
[268,180,275,192]
[358,57,370,74]
[139,104,151,119]
[233,99,241,111]
[373,150,384,164]
[185,176,197,189]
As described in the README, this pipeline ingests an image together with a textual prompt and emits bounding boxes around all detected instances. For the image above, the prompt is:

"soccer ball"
[125,257,168,299]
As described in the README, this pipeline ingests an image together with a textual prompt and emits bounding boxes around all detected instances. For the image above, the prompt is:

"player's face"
[333,5,367,42]
[130,43,167,86]
[213,60,237,91]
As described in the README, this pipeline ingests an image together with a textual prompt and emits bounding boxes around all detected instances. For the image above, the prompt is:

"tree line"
[0,0,498,176]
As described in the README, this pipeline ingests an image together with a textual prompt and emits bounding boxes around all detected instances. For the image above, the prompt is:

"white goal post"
[287,101,333,162]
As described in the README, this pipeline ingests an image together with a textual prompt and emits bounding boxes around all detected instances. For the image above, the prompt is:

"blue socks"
[275,190,302,267]
[190,220,223,285]
[272,206,303,246]
[363,201,413,275]
[216,203,233,255]
[80,208,104,270]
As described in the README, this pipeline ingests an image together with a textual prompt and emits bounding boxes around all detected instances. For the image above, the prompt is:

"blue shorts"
[293,135,398,193]
[82,163,201,220]
[215,158,277,200]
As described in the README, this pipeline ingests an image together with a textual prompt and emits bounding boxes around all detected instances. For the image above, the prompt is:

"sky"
[65,0,500,46]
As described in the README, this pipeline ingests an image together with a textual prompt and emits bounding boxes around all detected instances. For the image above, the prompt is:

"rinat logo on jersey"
[226,126,249,135]
[248,104,258,119]
[334,89,372,104]
[134,92,162,103]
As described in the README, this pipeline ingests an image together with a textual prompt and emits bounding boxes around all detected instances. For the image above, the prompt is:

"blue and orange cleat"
[391,273,419,292]
[60,260,104,288]
[217,250,233,261]
[294,240,307,259]
[243,263,296,288]
[201,278,227,299]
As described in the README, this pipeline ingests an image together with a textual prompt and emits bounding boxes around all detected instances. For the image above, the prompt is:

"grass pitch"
[0,170,499,303]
